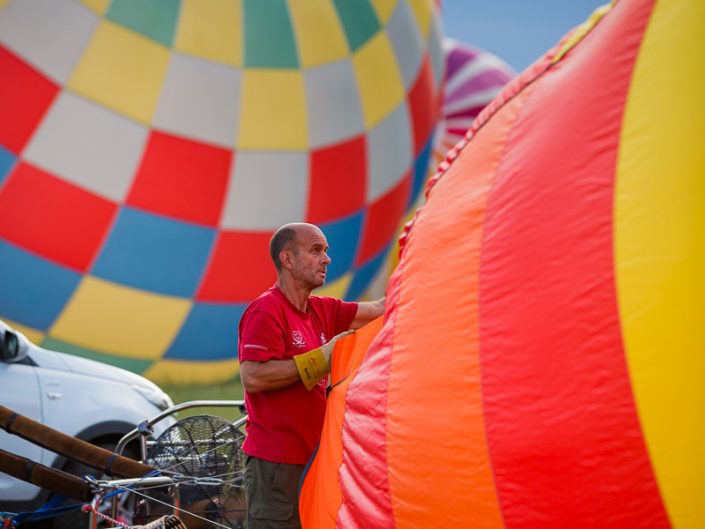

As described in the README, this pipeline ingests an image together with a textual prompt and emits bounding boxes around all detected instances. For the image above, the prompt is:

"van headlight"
[133,385,174,411]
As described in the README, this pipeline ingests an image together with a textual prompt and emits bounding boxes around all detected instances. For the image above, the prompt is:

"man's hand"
[321,330,355,366]
[293,330,355,390]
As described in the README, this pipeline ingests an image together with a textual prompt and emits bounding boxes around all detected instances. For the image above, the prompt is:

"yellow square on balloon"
[369,0,397,24]
[78,0,110,16]
[50,276,191,360]
[352,31,405,129]
[238,70,308,150]
[67,20,170,125]
[407,0,433,38]
[288,0,349,67]
[174,0,242,67]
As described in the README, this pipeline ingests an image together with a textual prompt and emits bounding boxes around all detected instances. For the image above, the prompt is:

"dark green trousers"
[243,455,304,529]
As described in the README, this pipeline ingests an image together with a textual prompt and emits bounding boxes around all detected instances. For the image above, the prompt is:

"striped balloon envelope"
[374,38,514,296]
[300,0,704,528]
[0,0,443,383]
[433,38,514,164]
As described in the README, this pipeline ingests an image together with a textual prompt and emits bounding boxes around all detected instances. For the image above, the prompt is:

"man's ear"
[280,249,293,270]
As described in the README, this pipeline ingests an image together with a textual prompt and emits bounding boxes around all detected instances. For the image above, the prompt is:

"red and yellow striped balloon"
[300,0,704,527]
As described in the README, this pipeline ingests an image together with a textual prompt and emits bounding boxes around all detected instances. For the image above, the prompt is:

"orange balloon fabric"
[300,0,705,527]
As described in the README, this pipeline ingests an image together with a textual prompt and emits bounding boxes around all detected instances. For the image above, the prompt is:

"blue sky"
[440,0,606,73]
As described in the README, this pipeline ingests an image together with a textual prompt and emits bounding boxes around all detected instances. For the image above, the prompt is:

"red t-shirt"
[238,285,358,464]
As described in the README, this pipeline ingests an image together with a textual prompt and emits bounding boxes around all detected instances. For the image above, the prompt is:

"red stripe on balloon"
[0,162,116,272]
[336,271,400,529]
[478,1,670,528]
[0,45,58,154]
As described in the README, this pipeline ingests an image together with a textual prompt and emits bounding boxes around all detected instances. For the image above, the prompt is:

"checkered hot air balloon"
[0,0,444,384]
[300,0,704,527]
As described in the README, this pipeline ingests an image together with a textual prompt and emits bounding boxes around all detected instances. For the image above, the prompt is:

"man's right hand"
[321,330,355,367]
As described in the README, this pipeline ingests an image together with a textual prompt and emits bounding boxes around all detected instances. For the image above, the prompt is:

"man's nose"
[323,252,331,264]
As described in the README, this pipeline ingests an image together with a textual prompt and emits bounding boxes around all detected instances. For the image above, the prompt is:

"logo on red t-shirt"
[292,330,306,346]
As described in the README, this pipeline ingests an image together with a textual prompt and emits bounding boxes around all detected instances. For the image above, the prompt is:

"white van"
[0,319,175,522]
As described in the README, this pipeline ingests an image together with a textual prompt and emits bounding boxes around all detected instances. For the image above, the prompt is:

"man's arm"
[350,297,385,330]
[239,359,299,394]
[240,331,353,393]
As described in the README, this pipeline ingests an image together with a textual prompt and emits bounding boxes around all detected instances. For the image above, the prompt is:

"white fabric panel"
[24,91,148,201]
[153,53,241,148]
[305,60,365,149]
[220,151,308,229]
[0,0,98,83]
[366,103,412,201]
[428,12,445,91]
[386,0,425,90]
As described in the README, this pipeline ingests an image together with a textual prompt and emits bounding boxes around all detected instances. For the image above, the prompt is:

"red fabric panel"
[0,162,116,271]
[298,317,383,529]
[336,272,400,529]
[127,131,232,226]
[478,1,670,528]
[0,45,58,154]
[196,231,276,302]
[383,80,536,529]
[407,54,436,155]
[307,136,367,224]
[355,172,411,266]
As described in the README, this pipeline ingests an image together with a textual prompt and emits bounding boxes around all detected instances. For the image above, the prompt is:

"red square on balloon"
[127,131,232,226]
[0,162,116,271]
[197,231,276,302]
[356,171,411,266]
[306,135,367,224]
[0,45,58,154]
[407,54,436,155]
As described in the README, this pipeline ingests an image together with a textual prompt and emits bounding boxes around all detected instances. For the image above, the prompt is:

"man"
[238,222,384,529]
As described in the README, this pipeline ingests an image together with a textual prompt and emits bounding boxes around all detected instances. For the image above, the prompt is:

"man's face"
[289,226,331,290]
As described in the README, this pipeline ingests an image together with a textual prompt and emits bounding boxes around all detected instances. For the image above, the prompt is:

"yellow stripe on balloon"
[615,1,705,527]
[67,20,170,125]
[238,69,308,150]
[174,0,243,67]
[50,276,191,360]
[145,358,239,385]
[352,31,405,129]
[407,0,433,38]
[369,0,396,24]
[288,0,349,67]
[78,0,110,16]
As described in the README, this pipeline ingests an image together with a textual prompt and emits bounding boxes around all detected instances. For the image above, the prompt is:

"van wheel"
[52,441,139,529]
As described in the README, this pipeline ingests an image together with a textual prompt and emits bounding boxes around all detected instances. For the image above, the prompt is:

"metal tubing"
[115,400,245,458]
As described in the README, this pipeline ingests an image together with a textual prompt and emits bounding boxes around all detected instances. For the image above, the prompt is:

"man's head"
[270,223,331,290]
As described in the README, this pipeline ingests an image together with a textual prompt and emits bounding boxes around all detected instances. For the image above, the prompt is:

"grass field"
[160,375,245,422]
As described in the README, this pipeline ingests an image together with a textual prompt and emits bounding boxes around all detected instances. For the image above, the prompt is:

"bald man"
[238,223,384,529]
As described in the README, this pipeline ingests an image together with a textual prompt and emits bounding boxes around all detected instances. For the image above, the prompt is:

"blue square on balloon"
[409,133,434,208]
[0,145,17,186]
[0,240,81,330]
[319,210,364,282]
[91,207,216,297]
[345,243,391,300]
[164,302,246,361]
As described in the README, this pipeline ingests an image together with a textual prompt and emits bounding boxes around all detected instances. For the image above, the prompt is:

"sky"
[440,0,607,73]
